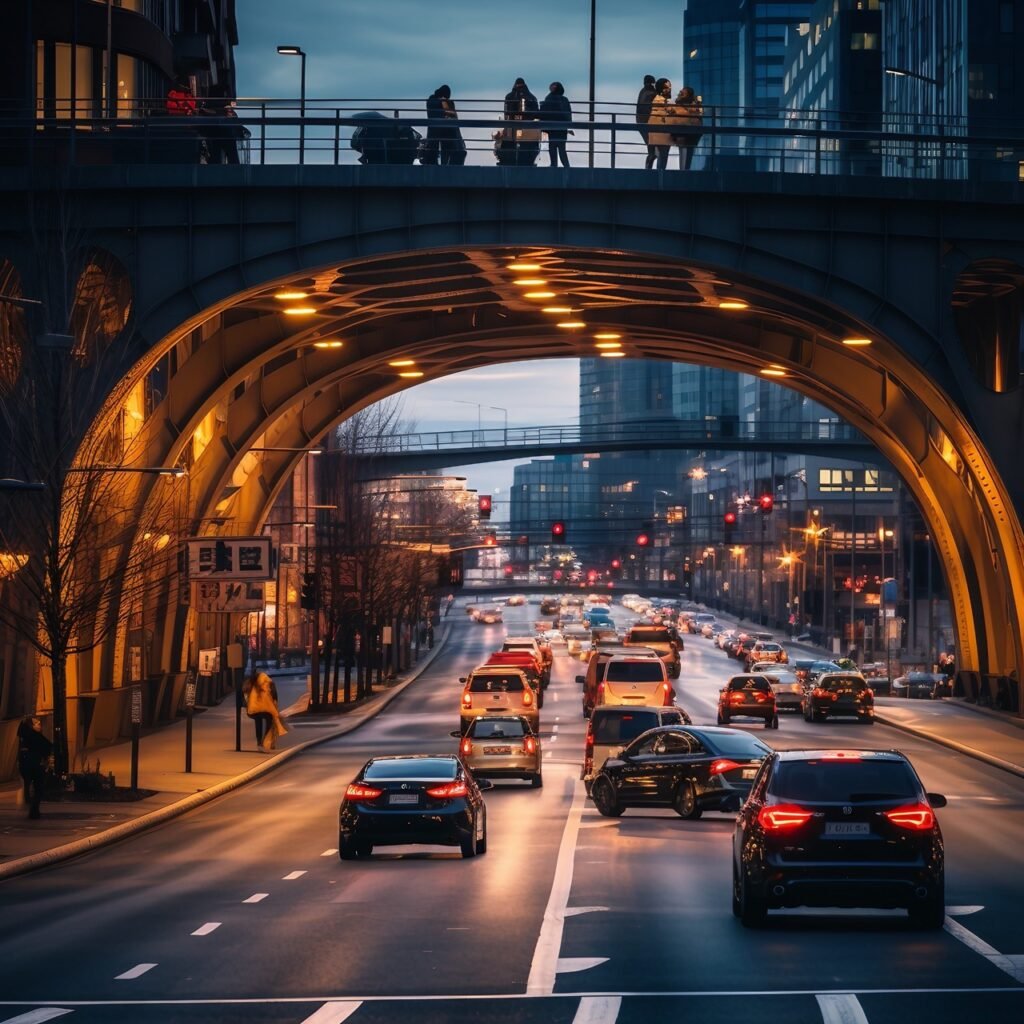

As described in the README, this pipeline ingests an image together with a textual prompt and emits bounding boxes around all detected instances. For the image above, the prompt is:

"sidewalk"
[0,631,450,880]
[691,607,1024,777]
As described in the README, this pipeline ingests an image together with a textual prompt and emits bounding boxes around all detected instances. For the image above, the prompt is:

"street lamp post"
[277,46,307,163]
[588,0,596,169]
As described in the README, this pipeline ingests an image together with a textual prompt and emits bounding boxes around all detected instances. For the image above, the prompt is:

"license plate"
[742,768,757,779]
[825,822,869,836]
[389,793,419,806]
[484,746,512,755]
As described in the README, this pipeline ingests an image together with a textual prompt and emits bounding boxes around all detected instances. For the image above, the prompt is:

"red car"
[717,674,779,729]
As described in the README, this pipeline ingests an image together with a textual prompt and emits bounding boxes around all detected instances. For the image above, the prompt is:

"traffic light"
[758,494,774,514]
[477,494,492,520]
[636,532,650,547]
[300,571,318,610]
[483,531,497,547]
[551,521,566,543]
[723,509,737,543]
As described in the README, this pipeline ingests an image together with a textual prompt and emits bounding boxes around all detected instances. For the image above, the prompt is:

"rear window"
[605,661,665,683]
[469,674,524,693]
[592,710,664,743]
[757,643,782,653]
[469,719,527,739]
[823,675,868,692]
[705,732,772,758]
[728,676,772,693]
[771,759,920,802]
[628,628,673,643]
[365,758,457,781]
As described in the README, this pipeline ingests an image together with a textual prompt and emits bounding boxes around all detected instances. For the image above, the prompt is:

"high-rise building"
[683,0,743,127]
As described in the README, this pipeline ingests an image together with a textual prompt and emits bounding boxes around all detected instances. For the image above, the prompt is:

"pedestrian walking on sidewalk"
[244,671,288,751]
[17,716,52,820]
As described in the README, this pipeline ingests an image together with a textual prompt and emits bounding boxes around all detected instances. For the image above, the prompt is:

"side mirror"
[459,677,467,684]
[476,779,495,792]
[575,675,585,684]
[926,793,947,808]
[450,730,462,738]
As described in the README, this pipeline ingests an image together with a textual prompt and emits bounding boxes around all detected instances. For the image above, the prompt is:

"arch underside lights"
[87,246,1024,689]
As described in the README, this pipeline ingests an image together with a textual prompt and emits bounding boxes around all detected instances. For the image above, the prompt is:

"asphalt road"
[0,600,1022,1024]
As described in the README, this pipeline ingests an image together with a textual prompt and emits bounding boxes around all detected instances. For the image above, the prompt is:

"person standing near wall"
[17,716,52,820]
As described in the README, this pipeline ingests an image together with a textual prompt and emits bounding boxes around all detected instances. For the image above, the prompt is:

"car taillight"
[730,692,745,704]
[757,804,813,830]
[709,759,742,775]
[585,731,594,753]
[597,682,605,698]
[522,688,534,707]
[885,802,935,831]
[524,735,538,755]
[754,691,769,702]
[345,783,384,802]
[462,691,472,708]
[661,682,671,704]
[425,781,469,799]
[812,688,828,698]
[460,737,473,756]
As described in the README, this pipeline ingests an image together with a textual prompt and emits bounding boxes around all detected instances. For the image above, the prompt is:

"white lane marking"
[555,717,561,722]
[947,906,984,916]
[0,1011,75,1023]
[527,780,588,995]
[321,849,338,857]
[816,993,869,1024]
[283,870,307,880]
[572,995,621,1024]
[191,922,221,936]
[557,957,608,974]
[243,893,269,903]
[944,917,1024,983]
[548,736,557,743]
[564,906,609,917]
[298,1002,363,1024]
[553,692,559,701]
[114,964,157,981]
[553,724,560,732]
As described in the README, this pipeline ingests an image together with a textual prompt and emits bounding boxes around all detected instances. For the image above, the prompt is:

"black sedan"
[733,749,946,928]
[338,755,491,860]
[589,726,772,820]
[802,672,875,723]
[893,671,948,699]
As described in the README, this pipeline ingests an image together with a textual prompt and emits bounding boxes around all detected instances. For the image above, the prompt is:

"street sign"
[192,580,266,612]
[186,537,274,581]
[198,647,221,675]
[130,685,143,725]
[382,625,393,645]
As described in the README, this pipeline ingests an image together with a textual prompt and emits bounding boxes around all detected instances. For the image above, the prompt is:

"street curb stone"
[0,627,452,882]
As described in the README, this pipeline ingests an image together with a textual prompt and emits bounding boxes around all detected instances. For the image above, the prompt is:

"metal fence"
[4,98,1023,181]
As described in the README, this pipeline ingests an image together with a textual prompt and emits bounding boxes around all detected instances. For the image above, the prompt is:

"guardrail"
[6,98,1023,180]
[350,420,868,455]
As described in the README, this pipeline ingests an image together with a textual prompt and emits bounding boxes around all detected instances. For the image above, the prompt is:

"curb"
[874,713,1024,780]
[0,627,453,882]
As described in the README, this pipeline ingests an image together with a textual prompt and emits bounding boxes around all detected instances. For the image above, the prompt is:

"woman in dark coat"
[504,78,539,120]
[424,85,466,165]
[17,716,52,819]
[540,82,572,167]
[501,78,540,165]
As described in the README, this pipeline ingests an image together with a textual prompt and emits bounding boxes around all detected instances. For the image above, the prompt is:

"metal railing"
[5,98,1023,181]
[350,420,867,455]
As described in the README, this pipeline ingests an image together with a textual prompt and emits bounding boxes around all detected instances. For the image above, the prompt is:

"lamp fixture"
[313,340,343,349]
[600,350,626,358]
[398,370,425,379]
[542,306,577,314]
[283,306,317,316]
[514,279,547,287]
[718,299,749,310]
[388,359,417,367]
[523,291,556,299]
[760,365,787,377]
[557,321,586,329]
[507,262,543,272]
[594,332,621,340]
[841,337,873,346]
[274,290,308,300]
[595,341,622,350]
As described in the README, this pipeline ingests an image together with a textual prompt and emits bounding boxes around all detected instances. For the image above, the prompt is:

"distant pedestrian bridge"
[2,101,1024,719]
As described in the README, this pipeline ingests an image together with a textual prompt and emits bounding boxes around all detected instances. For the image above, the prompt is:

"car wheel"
[356,842,373,858]
[338,836,359,861]
[673,781,702,820]
[859,713,875,724]
[460,825,479,859]
[739,870,768,928]
[811,709,825,723]
[477,811,488,855]
[771,713,779,729]
[908,887,945,930]
[591,777,624,817]
[531,772,543,788]
[717,711,728,725]
[732,863,742,918]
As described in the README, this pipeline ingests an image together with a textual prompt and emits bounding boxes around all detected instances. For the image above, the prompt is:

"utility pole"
[588,0,596,168]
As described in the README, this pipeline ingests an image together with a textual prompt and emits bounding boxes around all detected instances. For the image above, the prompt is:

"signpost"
[129,684,142,790]
[185,537,274,581]
[183,670,197,773]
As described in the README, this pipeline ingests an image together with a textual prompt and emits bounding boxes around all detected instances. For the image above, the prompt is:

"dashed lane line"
[243,893,269,903]
[298,1001,362,1024]
[572,995,622,1024]
[283,870,307,880]
[321,849,338,857]
[0,1011,74,1024]
[113,963,157,981]
[816,993,869,1024]
[191,922,221,936]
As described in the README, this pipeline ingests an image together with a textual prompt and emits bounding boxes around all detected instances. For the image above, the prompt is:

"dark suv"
[717,674,779,729]
[733,749,946,928]
[802,672,875,724]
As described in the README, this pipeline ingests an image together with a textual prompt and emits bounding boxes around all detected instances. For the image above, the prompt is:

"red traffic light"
[758,494,774,513]
[551,521,566,540]
[477,494,492,520]
[483,532,497,547]
[504,565,514,575]
[636,532,650,547]
[610,558,621,569]
[724,511,737,525]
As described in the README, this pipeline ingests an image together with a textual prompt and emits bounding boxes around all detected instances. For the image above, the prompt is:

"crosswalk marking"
[114,963,157,980]
[816,993,869,1024]
[0,1011,74,1024]
[298,1001,362,1024]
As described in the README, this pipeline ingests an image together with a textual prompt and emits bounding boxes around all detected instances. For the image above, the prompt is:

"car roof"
[774,748,909,763]
[471,665,527,676]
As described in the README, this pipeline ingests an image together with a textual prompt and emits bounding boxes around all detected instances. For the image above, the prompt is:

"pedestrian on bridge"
[672,86,703,170]
[647,78,675,170]
[635,74,657,169]
[424,85,466,165]
[540,82,572,167]
[17,716,52,820]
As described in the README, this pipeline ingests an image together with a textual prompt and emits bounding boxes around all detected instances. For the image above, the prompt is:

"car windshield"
[771,759,919,802]
[728,677,772,693]
[703,732,772,757]
[628,628,672,643]
[364,758,457,781]
[605,661,664,683]
[469,674,524,693]
[592,711,670,743]
[824,675,868,692]
[470,719,526,738]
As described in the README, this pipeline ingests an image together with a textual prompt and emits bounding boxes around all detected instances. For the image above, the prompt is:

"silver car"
[458,715,542,788]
